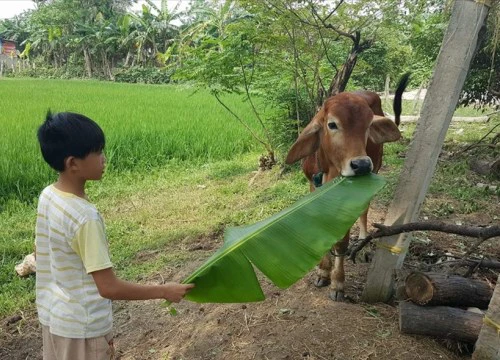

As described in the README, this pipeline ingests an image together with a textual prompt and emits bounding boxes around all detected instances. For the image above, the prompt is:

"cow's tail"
[393,72,411,126]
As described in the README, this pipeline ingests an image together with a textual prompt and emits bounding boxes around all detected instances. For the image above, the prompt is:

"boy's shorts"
[42,325,114,360]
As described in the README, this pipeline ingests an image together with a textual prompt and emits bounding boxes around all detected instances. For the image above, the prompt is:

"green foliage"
[0,0,180,80]
[461,4,500,109]
[1,0,499,112]
[405,11,447,85]
[0,151,307,317]
[114,66,172,84]
[174,6,279,156]
[351,45,391,91]
[8,56,88,79]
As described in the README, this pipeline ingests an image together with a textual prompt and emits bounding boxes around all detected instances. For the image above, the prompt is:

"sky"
[0,0,182,20]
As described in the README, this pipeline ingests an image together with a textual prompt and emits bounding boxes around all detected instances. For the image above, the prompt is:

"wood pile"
[399,272,494,343]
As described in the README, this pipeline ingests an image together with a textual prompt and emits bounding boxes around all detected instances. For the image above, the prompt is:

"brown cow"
[285,74,410,301]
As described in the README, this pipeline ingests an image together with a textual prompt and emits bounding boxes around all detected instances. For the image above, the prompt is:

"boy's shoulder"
[39,185,102,224]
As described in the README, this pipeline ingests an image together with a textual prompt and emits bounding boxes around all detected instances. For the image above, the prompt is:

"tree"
[175,1,277,164]
[461,1,500,109]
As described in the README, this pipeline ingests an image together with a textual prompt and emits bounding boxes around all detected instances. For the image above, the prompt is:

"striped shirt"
[36,185,113,339]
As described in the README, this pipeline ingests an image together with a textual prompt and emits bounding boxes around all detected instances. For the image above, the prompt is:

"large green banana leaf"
[182,173,386,303]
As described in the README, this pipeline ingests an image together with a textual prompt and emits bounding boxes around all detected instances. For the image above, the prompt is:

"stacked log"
[399,272,493,343]
[399,302,483,343]
[405,272,493,308]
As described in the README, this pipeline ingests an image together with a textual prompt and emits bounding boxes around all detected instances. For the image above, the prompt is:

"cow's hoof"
[329,290,346,302]
[314,277,331,288]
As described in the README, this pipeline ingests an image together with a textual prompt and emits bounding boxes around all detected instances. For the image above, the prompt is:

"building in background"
[0,37,17,56]
[0,37,18,73]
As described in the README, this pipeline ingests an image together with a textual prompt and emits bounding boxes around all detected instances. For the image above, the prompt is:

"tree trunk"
[124,50,132,67]
[327,50,358,96]
[362,0,491,303]
[399,302,483,343]
[83,47,92,78]
[405,272,493,309]
[472,273,500,359]
[384,74,390,105]
[327,31,369,96]
[101,50,114,81]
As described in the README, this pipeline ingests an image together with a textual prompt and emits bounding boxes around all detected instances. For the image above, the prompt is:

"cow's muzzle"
[348,157,373,176]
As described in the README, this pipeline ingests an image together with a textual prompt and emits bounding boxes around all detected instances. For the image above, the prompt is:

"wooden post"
[472,274,500,359]
[362,0,491,303]
[0,60,3,77]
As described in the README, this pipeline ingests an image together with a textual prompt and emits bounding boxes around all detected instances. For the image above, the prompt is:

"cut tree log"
[405,272,493,309]
[399,301,483,343]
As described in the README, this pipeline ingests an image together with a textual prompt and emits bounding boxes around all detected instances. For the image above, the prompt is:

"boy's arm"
[91,268,194,302]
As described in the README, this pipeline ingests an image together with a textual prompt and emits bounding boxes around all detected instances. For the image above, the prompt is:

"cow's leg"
[311,180,333,287]
[355,207,372,263]
[330,233,349,301]
[314,253,332,287]
[358,207,369,240]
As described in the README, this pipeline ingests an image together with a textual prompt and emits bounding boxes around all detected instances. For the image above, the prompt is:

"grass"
[1,78,498,319]
[0,78,264,204]
[377,119,500,215]
[0,152,308,317]
[427,120,500,215]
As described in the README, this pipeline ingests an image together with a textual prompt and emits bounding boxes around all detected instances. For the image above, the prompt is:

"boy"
[35,111,194,360]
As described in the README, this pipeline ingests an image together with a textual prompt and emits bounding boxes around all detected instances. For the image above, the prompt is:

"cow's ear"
[368,115,401,144]
[285,113,323,164]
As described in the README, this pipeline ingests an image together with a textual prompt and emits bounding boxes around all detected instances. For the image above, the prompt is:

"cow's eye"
[328,122,338,130]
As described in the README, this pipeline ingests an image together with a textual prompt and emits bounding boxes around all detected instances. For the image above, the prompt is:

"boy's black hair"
[37,111,105,172]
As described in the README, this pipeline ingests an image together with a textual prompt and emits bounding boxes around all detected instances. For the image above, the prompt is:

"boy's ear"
[64,156,78,171]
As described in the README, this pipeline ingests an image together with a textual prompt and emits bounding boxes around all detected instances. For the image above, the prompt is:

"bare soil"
[3,204,497,360]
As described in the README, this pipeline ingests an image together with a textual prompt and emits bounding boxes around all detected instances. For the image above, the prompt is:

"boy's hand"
[162,283,195,303]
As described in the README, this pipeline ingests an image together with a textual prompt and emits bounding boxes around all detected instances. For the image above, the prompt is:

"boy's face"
[72,151,106,180]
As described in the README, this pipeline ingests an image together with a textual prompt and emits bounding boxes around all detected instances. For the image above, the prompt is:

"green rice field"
[0,79,263,204]
[0,78,282,316]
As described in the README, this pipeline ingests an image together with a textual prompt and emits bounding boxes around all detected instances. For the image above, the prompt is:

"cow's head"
[285,93,401,176]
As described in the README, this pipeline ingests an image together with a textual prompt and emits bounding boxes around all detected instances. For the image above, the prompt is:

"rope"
[329,249,348,257]
[376,241,403,254]
[483,316,500,336]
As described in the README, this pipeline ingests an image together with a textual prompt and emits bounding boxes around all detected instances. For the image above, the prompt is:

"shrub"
[114,66,172,84]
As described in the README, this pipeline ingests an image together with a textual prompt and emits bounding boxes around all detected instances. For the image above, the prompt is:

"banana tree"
[179,174,385,303]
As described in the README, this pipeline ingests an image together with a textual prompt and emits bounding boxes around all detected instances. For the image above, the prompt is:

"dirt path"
[1,258,470,360]
[3,207,494,360]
